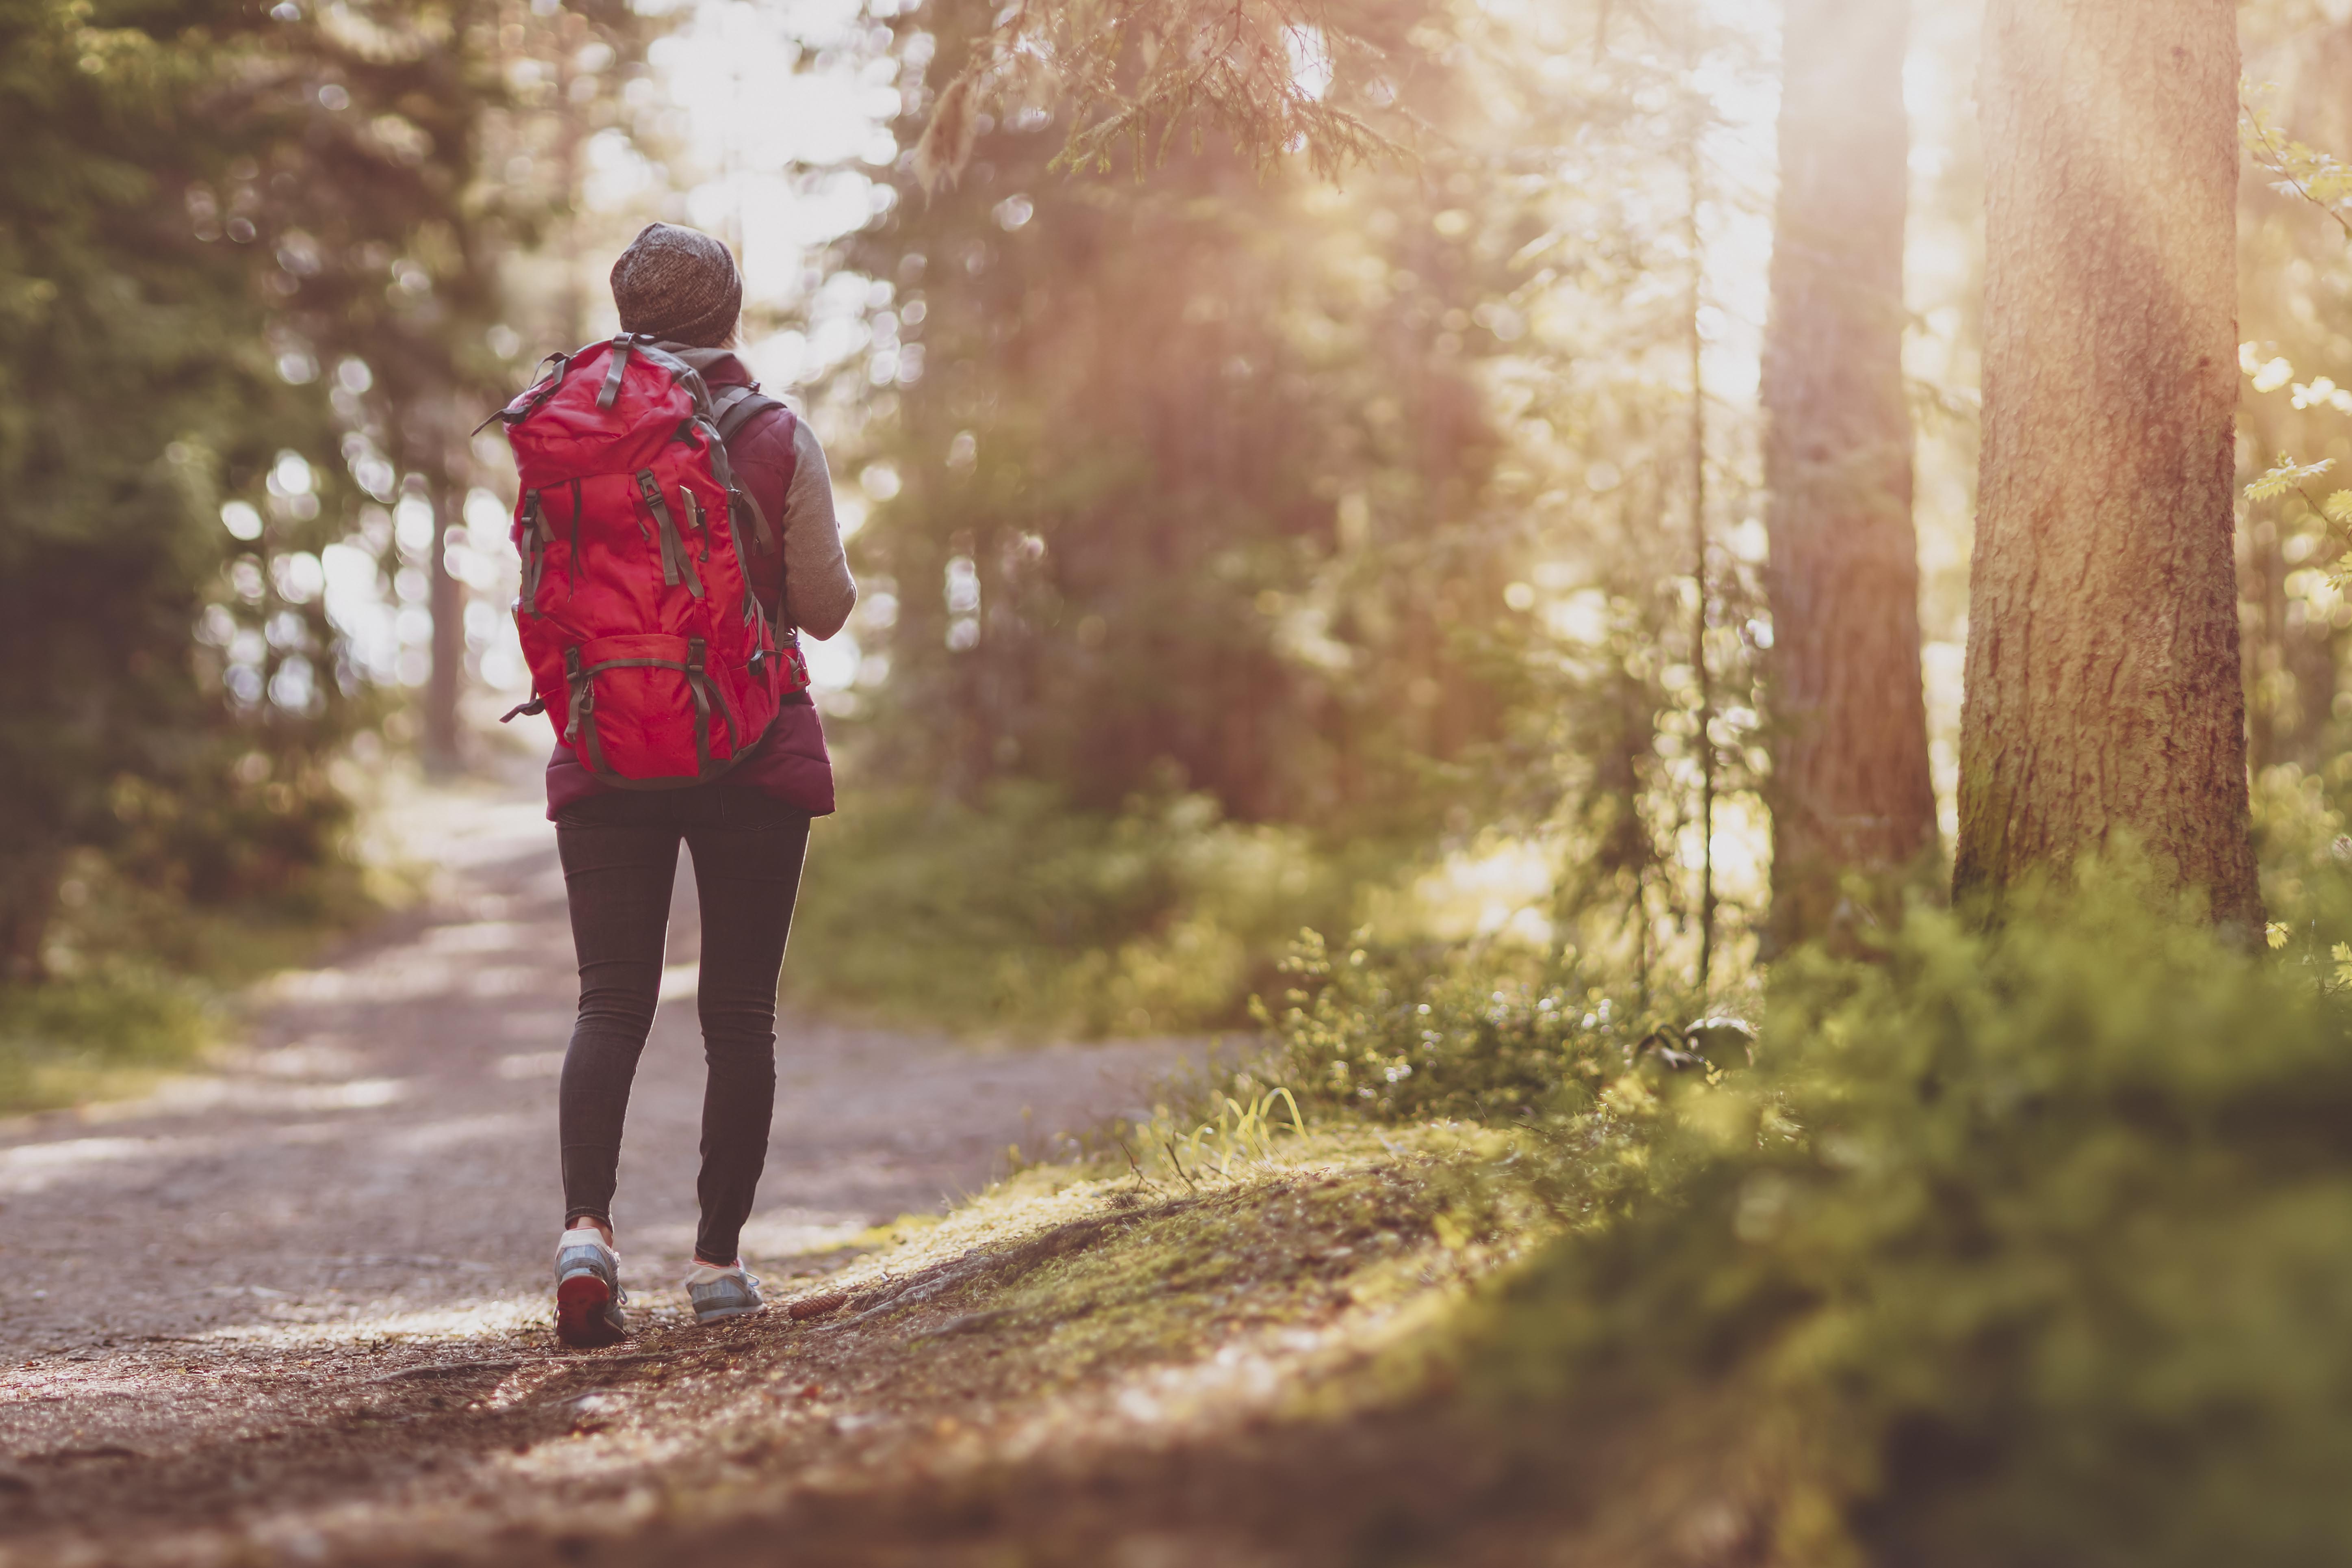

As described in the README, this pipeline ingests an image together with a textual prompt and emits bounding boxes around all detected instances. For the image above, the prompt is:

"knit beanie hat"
[608,222,742,347]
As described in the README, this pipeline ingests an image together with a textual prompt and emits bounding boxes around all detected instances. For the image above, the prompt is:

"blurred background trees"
[841,0,1518,833]
[748,0,1790,1024]
[0,0,661,994]
[13,0,2352,1025]
[0,0,356,982]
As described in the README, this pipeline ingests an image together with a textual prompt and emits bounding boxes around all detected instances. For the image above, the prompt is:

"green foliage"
[0,968,213,1114]
[0,0,657,1004]
[2235,55,2352,791]
[1458,869,2352,1565]
[1259,927,1727,1124]
[788,784,1374,1036]
[0,0,527,977]
[0,0,342,974]
[2243,451,2335,502]
[2244,85,2352,241]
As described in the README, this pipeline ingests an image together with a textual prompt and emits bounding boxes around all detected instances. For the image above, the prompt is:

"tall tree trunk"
[1957,0,2260,927]
[1686,115,1718,984]
[1759,0,1938,951]
[0,843,64,982]
[424,468,466,775]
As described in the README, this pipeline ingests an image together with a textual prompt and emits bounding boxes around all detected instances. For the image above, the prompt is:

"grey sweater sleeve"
[783,418,857,641]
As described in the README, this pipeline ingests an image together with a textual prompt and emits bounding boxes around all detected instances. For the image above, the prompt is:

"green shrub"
[788,783,1375,1036]
[1259,927,1738,1124]
[1463,865,2352,1566]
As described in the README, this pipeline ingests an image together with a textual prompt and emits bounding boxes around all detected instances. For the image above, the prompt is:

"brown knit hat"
[608,223,742,347]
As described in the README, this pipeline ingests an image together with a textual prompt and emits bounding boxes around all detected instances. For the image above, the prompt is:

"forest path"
[0,769,1195,1560]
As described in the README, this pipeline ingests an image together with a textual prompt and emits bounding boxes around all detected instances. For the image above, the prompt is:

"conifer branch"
[912,0,1411,192]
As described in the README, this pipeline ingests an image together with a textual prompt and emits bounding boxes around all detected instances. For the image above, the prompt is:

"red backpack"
[481,334,810,786]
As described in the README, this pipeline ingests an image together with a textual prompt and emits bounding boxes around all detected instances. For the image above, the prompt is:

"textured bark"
[1957,0,2260,927]
[1760,0,1938,951]
[424,472,466,775]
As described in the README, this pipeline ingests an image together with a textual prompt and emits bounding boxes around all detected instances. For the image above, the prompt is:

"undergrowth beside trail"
[0,830,385,1116]
[0,974,216,1115]
[777,780,2352,1566]
[1257,924,1746,1125]
[1243,864,2352,1567]
[787,783,1388,1037]
[876,859,2352,1564]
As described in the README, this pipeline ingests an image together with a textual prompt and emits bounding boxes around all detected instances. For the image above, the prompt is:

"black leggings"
[554,784,810,1264]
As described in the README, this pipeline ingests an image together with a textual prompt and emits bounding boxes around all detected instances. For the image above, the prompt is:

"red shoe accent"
[556,1272,623,1347]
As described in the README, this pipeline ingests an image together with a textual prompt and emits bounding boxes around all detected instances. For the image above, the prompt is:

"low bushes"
[1227,862,2352,1561]
[788,783,1378,1037]
[0,839,368,1114]
[1443,868,2352,1565]
[1257,926,1729,1124]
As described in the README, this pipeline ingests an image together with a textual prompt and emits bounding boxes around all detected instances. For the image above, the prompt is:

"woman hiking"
[511,223,856,1346]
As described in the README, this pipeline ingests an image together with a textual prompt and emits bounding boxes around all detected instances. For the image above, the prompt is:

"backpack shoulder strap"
[712,383,791,446]
[707,387,799,616]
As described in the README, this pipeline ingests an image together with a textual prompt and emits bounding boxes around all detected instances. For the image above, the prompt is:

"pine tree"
[838,17,1516,828]
[858,0,1774,964]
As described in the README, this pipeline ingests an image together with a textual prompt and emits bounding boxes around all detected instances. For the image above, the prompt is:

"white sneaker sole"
[692,1300,764,1325]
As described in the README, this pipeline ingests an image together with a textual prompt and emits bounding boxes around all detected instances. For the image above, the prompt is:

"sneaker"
[684,1259,764,1325]
[554,1226,629,1347]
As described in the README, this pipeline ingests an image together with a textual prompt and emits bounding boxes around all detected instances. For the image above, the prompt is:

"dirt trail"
[0,774,1199,1560]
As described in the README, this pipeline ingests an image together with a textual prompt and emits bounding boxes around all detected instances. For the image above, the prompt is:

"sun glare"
[646,0,903,330]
